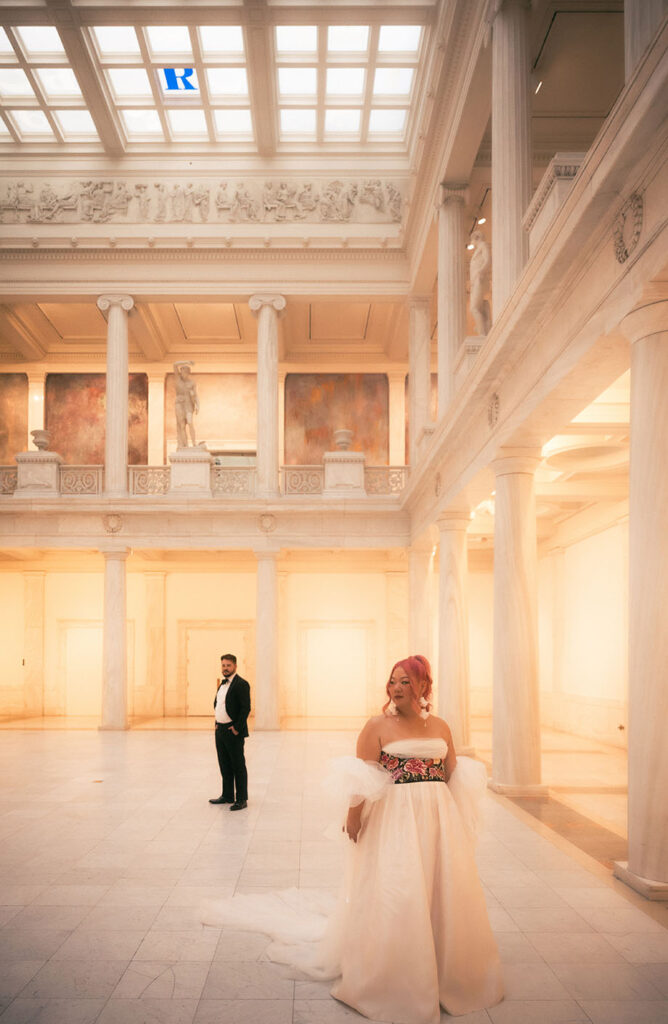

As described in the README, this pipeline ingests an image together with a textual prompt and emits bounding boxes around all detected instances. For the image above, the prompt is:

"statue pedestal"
[169,447,212,497]
[323,451,366,498]
[14,451,62,497]
[454,337,483,392]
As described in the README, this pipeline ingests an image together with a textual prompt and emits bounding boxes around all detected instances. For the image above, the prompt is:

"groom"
[209,654,251,811]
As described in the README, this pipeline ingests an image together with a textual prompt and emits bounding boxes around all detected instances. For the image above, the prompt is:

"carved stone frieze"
[0,178,404,226]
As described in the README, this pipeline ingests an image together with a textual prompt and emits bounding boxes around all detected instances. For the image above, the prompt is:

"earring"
[387,700,398,716]
[419,696,430,721]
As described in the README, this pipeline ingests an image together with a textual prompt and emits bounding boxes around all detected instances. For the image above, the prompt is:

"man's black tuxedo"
[214,674,251,803]
[214,674,251,737]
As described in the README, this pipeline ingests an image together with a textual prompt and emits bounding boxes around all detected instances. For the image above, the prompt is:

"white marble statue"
[469,229,492,336]
[174,361,200,448]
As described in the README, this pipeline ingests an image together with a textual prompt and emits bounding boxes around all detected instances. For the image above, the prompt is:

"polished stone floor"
[0,729,667,1024]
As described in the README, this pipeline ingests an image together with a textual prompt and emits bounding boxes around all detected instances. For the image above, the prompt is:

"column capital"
[407,294,431,311]
[254,547,280,561]
[621,289,668,345]
[439,182,468,208]
[486,0,530,22]
[99,547,131,561]
[97,294,134,314]
[387,369,407,385]
[492,446,541,476]
[436,508,471,532]
[249,293,286,317]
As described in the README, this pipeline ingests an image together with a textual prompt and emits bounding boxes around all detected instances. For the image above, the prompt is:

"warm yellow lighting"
[466,242,474,250]
[477,216,486,225]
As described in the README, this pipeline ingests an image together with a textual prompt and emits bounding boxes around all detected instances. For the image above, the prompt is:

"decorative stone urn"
[333,428,353,451]
[324,429,366,498]
[30,428,50,451]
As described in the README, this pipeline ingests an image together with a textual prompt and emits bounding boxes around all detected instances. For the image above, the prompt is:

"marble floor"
[0,729,667,1024]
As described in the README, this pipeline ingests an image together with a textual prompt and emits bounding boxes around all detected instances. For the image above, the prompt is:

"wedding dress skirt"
[203,738,503,1023]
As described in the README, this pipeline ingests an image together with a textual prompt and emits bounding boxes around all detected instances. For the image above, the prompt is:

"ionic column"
[436,510,473,754]
[625,0,667,80]
[437,185,467,415]
[613,291,668,898]
[97,295,134,497]
[255,549,279,729]
[249,294,286,496]
[101,547,129,730]
[490,449,546,795]
[491,0,531,316]
[278,370,286,470]
[23,571,45,715]
[387,371,406,466]
[409,534,434,671]
[27,371,46,445]
[408,297,432,465]
[147,372,165,465]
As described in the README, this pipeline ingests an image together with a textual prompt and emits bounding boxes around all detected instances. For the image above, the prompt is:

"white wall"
[0,574,25,712]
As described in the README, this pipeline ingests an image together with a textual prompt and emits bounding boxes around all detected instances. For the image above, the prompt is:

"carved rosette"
[613,192,643,264]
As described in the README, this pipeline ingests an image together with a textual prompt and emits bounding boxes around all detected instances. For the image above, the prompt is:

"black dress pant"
[215,723,248,803]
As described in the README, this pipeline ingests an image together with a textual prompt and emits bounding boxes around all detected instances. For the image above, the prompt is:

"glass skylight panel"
[278,67,316,97]
[213,108,253,134]
[15,26,65,56]
[34,68,82,99]
[167,107,207,136]
[157,67,199,95]
[280,108,315,134]
[326,68,364,96]
[146,26,192,57]
[92,26,140,57]
[120,108,163,137]
[11,109,54,136]
[327,26,369,52]
[53,109,98,137]
[373,68,414,96]
[0,28,15,56]
[107,68,153,99]
[275,26,317,54]
[0,68,35,99]
[368,108,407,133]
[199,26,244,55]
[378,26,422,53]
[324,108,360,133]
[206,67,248,97]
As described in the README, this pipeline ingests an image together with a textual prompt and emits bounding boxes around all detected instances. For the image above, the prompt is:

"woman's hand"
[345,805,363,843]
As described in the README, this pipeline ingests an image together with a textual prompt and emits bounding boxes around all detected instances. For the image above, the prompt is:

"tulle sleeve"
[447,755,488,840]
[322,755,393,808]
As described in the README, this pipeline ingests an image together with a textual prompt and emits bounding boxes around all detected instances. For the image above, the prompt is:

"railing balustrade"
[129,466,170,495]
[364,466,409,495]
[0,467,17,494]
[59,465,103,494]
[282,466,324,494]
[211,466,256,496]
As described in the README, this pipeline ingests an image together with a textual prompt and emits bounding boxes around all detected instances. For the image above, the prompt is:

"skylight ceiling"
[0,12,429,154]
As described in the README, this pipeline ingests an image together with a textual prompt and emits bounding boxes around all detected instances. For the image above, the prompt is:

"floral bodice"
[380,739,448,785]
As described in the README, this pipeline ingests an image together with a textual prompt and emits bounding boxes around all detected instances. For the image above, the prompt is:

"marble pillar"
[250,294,286,497]
[437,185,467,415]
[386,571,408,674]
[278,371,286,471]
[27,372,46,445]
[409,536,435,674]
[625,0,667,80]
[98,295,134,498]
[101,548,129,730]
[490,449,546,795]
[255,549,279,729]
[408,297,432,466]
[147,373,165,465]
[491,0,531,316]
[387,372,406,466]
[436,510,473,754]
[144,571,166,717]
[23,571,45,716]
[613,293,668,898]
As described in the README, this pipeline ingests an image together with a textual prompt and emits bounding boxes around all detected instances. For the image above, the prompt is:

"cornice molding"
[0,246,407,263]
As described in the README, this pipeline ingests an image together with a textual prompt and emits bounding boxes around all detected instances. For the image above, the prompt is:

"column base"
[613,861,668,901]
[98,723,128,731]
[488,780,550,799]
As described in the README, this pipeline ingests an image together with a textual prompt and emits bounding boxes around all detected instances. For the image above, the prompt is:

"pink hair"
[382,655,434,716]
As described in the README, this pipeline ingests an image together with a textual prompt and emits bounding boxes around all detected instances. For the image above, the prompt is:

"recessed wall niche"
[45,373,148,464]
[285,373,389,465]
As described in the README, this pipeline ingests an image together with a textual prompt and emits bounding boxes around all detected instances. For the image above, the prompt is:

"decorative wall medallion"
[613,192,643,264]
[103,514,123,534]
[434,472,442,497]
[259,513,277,533]
[488,392,500,429]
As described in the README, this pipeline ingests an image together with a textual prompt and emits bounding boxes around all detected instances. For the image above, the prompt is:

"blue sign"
[161,68,198,92]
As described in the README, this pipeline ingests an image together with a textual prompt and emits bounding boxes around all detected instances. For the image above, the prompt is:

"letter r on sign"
[162,68,197,91]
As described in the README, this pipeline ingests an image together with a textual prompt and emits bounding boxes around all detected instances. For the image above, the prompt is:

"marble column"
[98,294,134,497]
[437,185,467,415]
[255,549,280,729]
[409,534,435,670]
[490,449,546,795]
[27,372,46,445]
[101,548,129,730]
[436,510,473,754]
[278,371,287,470]
[408,297,432,466]
[23,571,45,715]
[625,0,667,80]
[386,570,408,672]
[491,0,531,316]
[249,294,286,497]
[147,373,165,465]
[387,371,406,466]
[144,571,166,717]
[613,293,668,898]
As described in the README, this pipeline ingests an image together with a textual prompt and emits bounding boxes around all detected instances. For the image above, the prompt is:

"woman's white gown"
[203,738,503,1023]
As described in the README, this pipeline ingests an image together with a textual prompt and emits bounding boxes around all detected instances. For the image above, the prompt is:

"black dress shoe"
[230,801,247,811]
[209,797,233,804]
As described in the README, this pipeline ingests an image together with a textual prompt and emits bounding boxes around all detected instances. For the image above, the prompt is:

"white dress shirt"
[214,673,235,724]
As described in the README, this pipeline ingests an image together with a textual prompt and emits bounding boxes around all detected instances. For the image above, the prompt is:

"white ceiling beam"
[0,306,47,361]
[244,0,277,157]
[130,305,167,362]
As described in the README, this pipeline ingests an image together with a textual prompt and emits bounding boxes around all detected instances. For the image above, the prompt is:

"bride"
[204,655,504,1023]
